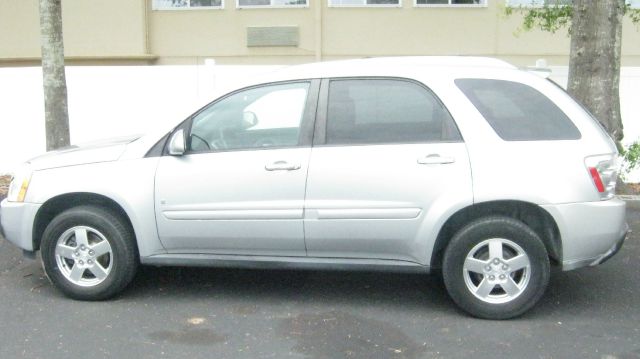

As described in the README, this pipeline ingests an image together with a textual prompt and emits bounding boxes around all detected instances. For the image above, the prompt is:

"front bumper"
[542,198,628,271]
[0,199,41,251]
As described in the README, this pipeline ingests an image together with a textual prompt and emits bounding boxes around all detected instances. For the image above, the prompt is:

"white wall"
[1,63,640,180]
[548,66,640,181]
[548,66,640,146]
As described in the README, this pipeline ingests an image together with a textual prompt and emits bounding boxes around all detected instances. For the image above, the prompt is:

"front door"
[155,80,318,256]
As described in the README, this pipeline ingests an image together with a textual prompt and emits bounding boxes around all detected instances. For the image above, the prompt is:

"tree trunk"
[39,0,70,151]
[568,0,624,142]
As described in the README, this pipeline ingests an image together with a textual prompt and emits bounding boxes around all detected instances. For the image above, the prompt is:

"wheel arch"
[32,192,135,252]
[430,200,562,269]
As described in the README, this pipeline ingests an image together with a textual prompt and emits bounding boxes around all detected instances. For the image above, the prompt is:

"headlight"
[7,165,33,203]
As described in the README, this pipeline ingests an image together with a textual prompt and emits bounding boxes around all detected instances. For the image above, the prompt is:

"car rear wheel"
[442,216,550,319]
[41,205,138,300]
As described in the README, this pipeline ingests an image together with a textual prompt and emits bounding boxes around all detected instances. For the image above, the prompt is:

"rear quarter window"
[455,79,581,141]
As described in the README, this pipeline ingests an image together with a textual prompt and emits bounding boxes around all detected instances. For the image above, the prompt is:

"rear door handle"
[417,154,456,165]
[265,161,301,171]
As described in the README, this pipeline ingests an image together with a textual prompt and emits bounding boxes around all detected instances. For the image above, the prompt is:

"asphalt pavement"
[0,202,638,359]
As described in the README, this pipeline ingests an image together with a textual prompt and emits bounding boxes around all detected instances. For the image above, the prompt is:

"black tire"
[442,216,550,320]
[40,205,138,300]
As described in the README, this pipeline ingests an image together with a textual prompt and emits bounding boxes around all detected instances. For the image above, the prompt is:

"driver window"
[189,82,310,152]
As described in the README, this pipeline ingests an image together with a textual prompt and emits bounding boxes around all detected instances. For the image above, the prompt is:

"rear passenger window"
[326,79,462,145]
[455,79,581,141]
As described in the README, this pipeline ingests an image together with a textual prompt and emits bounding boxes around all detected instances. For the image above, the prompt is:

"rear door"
[303,78,472,264]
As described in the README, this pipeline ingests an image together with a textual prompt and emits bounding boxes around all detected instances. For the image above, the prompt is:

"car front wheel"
[40,205,138,300]
[442,216,550,319]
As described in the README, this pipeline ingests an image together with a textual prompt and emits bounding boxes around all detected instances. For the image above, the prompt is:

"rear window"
[455,79,581,141]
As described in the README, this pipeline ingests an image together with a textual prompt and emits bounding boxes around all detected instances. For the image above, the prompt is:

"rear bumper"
[561,226,627,271]
[593,229,627,265]
[0,199,40,252]
[542,198,628,271]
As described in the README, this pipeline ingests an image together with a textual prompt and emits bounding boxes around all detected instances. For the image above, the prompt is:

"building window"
[329,0,401,7]
[152,0,222,9]
[237,0,308,8]
[507,0,638,8]
[505,0,569,6]
[505,0,640,7]
[415,0,486,6]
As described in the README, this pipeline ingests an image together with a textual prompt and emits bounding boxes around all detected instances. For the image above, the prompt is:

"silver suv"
[0,57,627,319]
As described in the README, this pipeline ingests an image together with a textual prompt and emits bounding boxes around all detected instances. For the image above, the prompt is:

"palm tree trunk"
[568,0,624,142]
[39,0,70,151]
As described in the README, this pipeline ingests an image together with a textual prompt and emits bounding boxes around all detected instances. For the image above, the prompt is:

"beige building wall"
[0,0,150,64]
[496,11,640,66]
[0,1,40,58]
[149,7,317,64]
[1,0,640,66]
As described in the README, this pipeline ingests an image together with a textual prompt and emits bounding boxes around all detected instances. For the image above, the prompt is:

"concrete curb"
[616,195,640,201]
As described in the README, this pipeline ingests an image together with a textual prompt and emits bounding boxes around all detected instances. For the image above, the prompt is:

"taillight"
[585,154,619,200]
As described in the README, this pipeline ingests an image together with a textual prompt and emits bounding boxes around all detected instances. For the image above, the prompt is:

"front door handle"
[417,154,456,165]
[265,161,301,171]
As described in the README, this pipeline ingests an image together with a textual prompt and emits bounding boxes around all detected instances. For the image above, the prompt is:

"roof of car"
[238,56,520,90]
[306,56,515,70]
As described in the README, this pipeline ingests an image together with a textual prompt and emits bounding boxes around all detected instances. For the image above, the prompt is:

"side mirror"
[242,111,258,129]
[168,129,186,156]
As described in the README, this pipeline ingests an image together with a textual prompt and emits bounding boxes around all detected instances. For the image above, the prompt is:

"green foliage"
[626,6,640,24]
[504,1,640,35]
[620,140,640,180]
[504,1,573,34]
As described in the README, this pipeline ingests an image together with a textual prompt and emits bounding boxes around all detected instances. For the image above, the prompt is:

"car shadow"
[126,265,456,313]
[120,244,638,321]
[3,234,637,321]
